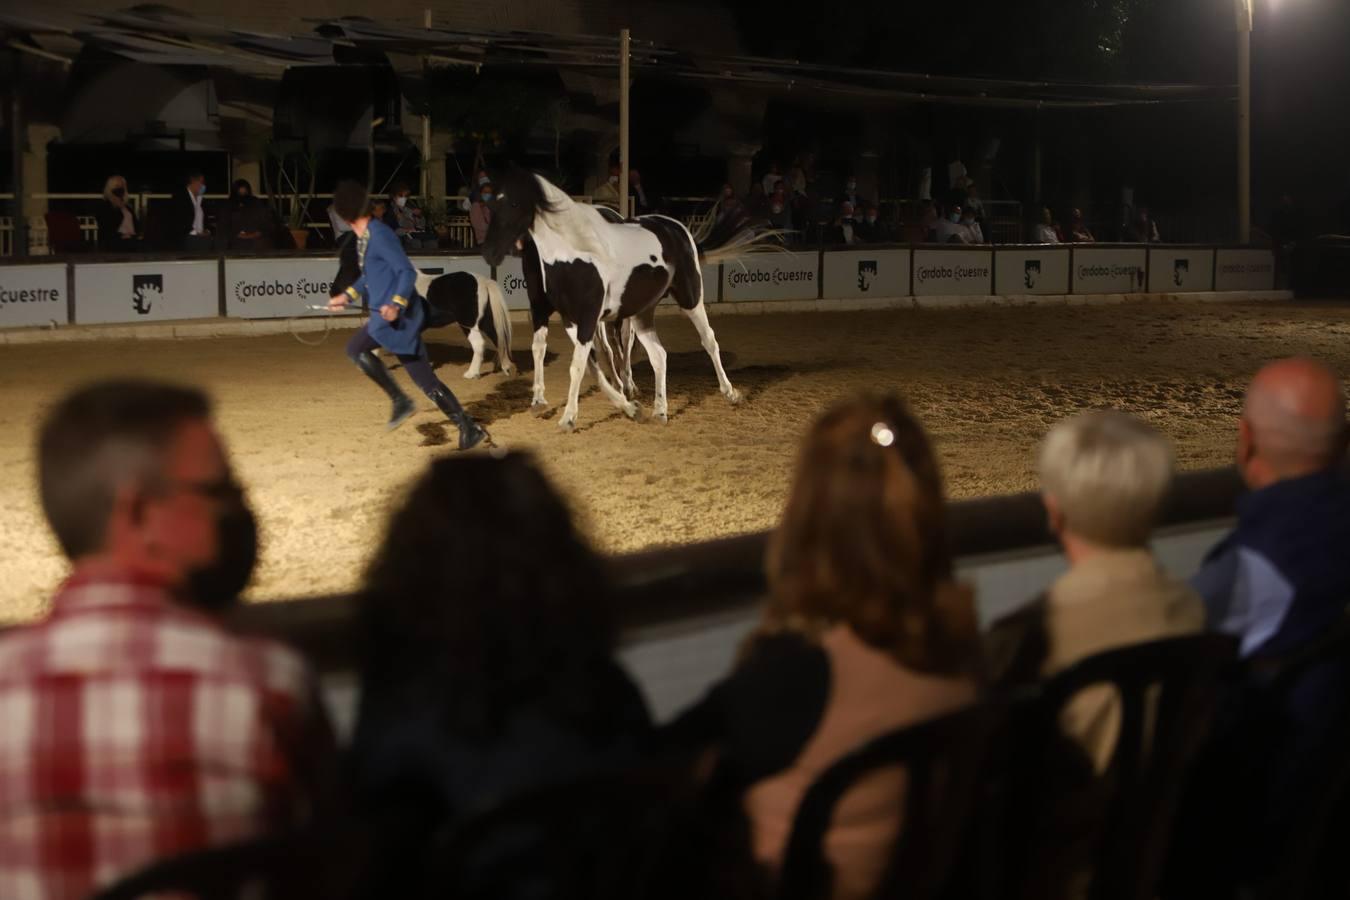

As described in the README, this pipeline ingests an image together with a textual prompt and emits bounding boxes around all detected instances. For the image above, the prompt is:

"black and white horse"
[333,238,513,379]
[481,168,743,431]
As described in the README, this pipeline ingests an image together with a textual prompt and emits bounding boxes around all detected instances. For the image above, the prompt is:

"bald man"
[1192,357,1349,656]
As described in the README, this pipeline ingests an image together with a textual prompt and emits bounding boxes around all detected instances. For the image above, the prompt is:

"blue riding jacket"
[344,219,427,356]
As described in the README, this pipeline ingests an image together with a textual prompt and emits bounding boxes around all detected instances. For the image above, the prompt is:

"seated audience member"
[349,453,652,897]
[1067,208,1095,243]
[959,206,985,244]
[0,380,335,900]
[832,201,860,245]
[161,169,212,252]
[594,163,622,209]
[746,181,769,218]
[1165,358,1350,897]
[764,186,792,232]
[390,182,437,249]
[470,182,494,246]
[964,182,985,218]
[918,200,940,242]
[218,179,277,253]
[96,174,141,251]
[840,175,863,212]
[629,168,656,215]
[1194,358,1350,657]
[672,395,980,900]
[985,410,1203,900]
[762,161,784,197]
[855,205,889,242]
[935,201,971,244]
[1032,206,1061,243]
[371,198,398,232]
[1124,206,1160,243]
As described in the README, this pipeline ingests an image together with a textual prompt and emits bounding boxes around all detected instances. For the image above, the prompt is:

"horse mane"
[531,173,612,260]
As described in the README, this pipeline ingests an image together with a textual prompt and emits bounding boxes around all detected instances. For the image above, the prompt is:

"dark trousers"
[346,327,443,397]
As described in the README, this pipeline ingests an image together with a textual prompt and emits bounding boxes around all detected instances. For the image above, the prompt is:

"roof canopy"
[2,6,1237,110]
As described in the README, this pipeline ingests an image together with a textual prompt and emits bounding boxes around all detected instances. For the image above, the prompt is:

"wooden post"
[619,28,630,218]
[9,50,27,257]
[422,8,433,199]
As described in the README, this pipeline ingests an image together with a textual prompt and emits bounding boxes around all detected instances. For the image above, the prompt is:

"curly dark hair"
[357,452,620,739]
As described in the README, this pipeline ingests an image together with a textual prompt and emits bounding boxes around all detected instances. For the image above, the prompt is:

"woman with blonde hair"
[671,394,980,900]
[96,174,140,251]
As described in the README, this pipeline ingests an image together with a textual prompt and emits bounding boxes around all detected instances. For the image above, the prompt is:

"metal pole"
[1237,0,1253,245]
[421,8,432,199]
[618,28,630,218]
[9,49,27,257]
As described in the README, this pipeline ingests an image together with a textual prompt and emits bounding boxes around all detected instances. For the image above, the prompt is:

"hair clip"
[870,422,895,448]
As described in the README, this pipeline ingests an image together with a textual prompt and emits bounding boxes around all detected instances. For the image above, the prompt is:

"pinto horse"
[481,168,745,430]
[333,235,514,379]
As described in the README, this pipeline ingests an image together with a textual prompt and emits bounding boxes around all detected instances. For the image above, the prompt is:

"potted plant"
[420,195,452,247]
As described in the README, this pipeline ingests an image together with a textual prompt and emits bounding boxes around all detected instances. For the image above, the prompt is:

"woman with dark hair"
[671,395,980,900]
[348,452,651,893]
[217,179,277,253]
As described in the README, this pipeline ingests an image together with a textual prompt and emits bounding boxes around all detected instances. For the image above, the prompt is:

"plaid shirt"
[0,571,336,900]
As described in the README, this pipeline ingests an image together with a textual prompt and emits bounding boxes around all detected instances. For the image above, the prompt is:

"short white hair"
[1039,410,1174,547]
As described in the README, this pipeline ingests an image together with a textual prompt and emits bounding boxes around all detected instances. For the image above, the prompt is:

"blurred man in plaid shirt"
[0,380,336,899]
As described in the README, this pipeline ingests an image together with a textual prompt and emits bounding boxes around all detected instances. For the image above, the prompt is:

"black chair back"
[1006,633,1238,900]
[89,824,366,900]
[777,696,1018,900]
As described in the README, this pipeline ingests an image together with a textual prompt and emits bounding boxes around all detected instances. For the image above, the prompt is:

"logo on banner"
[727,266,815,288]
[857,260,877,292]
[1024,260,1041,290]
[501,274,529,294]
[232,277,334,303]
[132,275,162,315]
[1173,259,1190,287]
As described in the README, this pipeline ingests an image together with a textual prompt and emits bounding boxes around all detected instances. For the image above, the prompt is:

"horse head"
[480,166,557,268]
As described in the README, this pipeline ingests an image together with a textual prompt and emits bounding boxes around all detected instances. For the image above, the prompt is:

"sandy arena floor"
[2,299,1348,623]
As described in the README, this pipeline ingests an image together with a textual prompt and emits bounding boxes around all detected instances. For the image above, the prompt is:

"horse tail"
[483,275,514,375]
[698,225,793,268]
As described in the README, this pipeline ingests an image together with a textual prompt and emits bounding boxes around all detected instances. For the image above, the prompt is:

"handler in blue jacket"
[328,180,485,450]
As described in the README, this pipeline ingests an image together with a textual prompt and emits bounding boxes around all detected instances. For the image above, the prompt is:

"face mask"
[395,196,408,208]
[770,204,783,215]
[481,193,493,203]
[950,212,962,223]
[608,175,618,185]
[183,500,258,613]
[112,187,126,199]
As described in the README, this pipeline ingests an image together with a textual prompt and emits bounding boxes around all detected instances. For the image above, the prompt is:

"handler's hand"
[327,295,348,312]
[380,304,400,322]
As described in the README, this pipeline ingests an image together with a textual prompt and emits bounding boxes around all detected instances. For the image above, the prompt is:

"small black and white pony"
[333,237,514,379]
[481,168,753,431]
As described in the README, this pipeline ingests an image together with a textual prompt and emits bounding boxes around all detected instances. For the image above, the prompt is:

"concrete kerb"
[0,291,1297,344]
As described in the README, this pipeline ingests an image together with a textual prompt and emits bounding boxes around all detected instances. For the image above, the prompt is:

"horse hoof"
[558,418,577,433]
[653,411,668,425]
[726,388,743,406]
[463,371,480,380]
[531,401,548,417]
[623,402,641,420]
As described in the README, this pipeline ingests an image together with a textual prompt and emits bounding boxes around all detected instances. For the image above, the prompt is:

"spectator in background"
[1067,209,1096,243]
[594,163,622,209]
[1125,206,1160,243]
[762,161,784,197]
[918,200,940,242]
[0,380,335,900]
[96,174,140,252]
[350,452,650,896]
[672,395,978,900]
[840,174,863,213]
[370,198,397,232]
[855,205,891,242]
[964,183,986,219]
[715,182,747,225]
[745,181,769,218]
[766,186,792,231]
[935,200,971,244]
[959,206,985,244]
[390,182,436,250]
[218,179,277,253]
[329,201,354,244]
[470,181,494,246]
[629,168,655,215]
[1033,207,1061,244]
[985,410,1203,900]
[161,170,211,252]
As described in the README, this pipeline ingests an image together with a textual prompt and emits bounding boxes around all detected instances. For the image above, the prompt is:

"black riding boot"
[429,387,487,451]
[354,351,416,431]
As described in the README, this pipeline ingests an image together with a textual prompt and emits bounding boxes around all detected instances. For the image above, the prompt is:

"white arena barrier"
[994,246,1071,295]
[0,262,67,328]
[73,260,219,324]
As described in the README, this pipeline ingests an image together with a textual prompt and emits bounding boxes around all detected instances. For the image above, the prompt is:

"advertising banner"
[0,264,67,328]
[702,262,721,303]
[1147,247,1215,293]
[73,261,219,324]
[722,252,819,302]
[1214,249,1276,292]
[494,256,534,311]
[1071,247,1147,294]
[224,258,342,319]
[822,249,911,299]
[994,247,1071,295]
[912,249,993,296]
